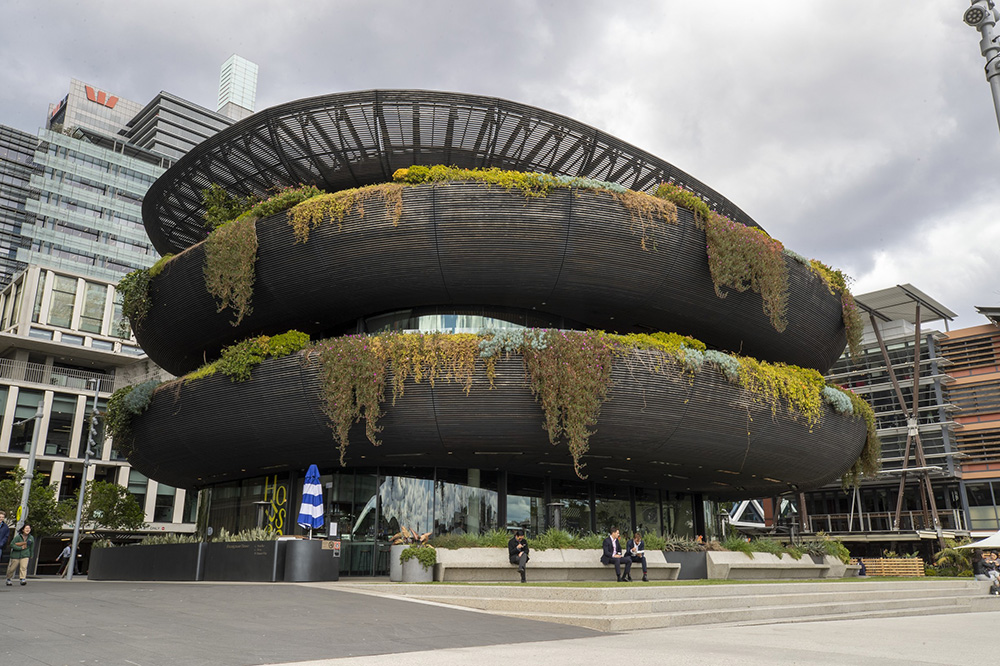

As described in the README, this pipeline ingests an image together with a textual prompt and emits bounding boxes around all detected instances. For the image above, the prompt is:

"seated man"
[508,530,529,583]
[601,527,632,582]
[628,531,649,582]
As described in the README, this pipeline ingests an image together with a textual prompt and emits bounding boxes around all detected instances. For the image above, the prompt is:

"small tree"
[77,480,146,532]
[0,468,72,536]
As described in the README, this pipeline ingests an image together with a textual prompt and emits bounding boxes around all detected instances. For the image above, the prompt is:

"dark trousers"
[631,555,647,573]
[510,552,527,571]
[602,555,632,579]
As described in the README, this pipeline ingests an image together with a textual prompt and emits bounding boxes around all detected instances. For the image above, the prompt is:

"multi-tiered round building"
[118,91,875,563]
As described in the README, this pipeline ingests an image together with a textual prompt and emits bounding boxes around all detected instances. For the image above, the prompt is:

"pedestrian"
[6,523,34,586]
[56,543,72,578]
[0,510,9,556]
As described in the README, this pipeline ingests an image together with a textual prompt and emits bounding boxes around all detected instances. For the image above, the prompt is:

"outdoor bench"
[433,547,681,582]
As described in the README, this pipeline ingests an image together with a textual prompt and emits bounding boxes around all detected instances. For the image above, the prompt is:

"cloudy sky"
[1,1,996,330]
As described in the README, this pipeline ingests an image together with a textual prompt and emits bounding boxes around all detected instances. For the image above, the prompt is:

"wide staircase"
[333,580,999,631]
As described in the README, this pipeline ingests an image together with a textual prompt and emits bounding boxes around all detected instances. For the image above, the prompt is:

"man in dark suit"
[628,531,649,582]
[508,530,529,583]
[601,527,632,582]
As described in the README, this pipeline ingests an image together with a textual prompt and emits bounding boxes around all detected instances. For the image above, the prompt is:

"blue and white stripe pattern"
[296,464,325,530]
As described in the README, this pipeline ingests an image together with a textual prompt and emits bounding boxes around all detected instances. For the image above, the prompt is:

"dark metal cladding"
[142,89,763,256]
[135,184,847,376]
[125,351,867,495]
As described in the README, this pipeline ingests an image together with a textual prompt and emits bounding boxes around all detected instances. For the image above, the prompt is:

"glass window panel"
[634,488,663,538]
[433,469,498,536]
[9,389,44,453]
[47,275,77,328]
[80,282,106,333]
[128,469,148,511]
[44,393,76,456]
[594,483,629,535]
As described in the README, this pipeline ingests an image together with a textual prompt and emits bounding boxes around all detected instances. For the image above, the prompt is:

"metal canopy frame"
[855,285,954,543]
[142,89,763,256]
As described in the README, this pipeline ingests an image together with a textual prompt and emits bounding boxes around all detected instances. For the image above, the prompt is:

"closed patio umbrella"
[296,464,324,539]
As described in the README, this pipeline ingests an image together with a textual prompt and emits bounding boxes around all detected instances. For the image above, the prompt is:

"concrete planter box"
[663,551,708,580]
[88,543,206,581]
[401,556,434,582]
[706,551,846,580]
[203,541,287,582]
[433,547,680,582]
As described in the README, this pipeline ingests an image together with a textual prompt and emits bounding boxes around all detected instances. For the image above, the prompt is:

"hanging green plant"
[809,260,864,358]
[520,330,614,478]
[654,181,713,225]
[841,389,881,486]
[202,183,256,230]
[304,329,877,482]
[105,379,161,454]
[233,184,323,225]
[203,216,258,326]
[315,335,389,465]
[116,268,151,337]
[704,214,789,332]
[182,330,312,383]
[286,183,406,242]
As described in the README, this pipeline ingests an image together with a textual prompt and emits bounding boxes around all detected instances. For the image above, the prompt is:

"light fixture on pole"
[67,378,102,581]
[14,403,45,532]
[964,0,1000,136]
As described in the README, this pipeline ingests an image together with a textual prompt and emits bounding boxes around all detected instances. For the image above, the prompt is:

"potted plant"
[390,526,431,582]
[397,530,436,583]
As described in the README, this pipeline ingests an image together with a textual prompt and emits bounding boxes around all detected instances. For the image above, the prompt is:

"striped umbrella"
[296,464,324,539]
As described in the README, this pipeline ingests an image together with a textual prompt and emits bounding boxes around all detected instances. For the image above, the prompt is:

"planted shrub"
[105,379,161,453]
[705,214,789,332]
[203,216,258,326]
[287,183,405,242]
[202,184,255,230]
[116,268,151,337]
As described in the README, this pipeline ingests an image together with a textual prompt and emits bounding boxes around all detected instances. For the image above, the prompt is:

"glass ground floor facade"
[199,466,708,576]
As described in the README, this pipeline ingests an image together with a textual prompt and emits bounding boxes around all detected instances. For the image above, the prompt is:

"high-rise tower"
[216,54,258,121]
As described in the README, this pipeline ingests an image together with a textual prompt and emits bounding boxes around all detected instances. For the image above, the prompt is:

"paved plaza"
[0,580,996,665]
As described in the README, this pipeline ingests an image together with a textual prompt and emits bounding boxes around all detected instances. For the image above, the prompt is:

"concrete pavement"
[1,579,996,665]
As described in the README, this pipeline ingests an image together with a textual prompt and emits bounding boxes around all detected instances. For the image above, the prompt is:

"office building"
[217,54,258,121]
[0,125,36,285]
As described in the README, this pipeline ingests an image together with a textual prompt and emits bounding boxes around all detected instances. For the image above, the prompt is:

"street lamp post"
[67,379,102,581]
[14,403,45,532]
[964,1,1000,136]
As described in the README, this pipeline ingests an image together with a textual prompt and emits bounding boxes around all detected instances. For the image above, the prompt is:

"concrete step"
[408,586,985,615]
[493,595,995,631]
[331,579,998,630]
[339,579,982,601]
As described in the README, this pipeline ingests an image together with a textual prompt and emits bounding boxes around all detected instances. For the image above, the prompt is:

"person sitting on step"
[508,530,529,583]
[601,527,632,582]
[629,531,649,582]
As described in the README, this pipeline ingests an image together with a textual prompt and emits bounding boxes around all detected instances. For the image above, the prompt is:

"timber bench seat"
[433,548,681,582]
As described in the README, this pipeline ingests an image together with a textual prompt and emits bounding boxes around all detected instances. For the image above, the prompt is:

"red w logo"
[85,85,119,110]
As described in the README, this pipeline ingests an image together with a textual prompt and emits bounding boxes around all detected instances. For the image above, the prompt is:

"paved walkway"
[0,579,995,665]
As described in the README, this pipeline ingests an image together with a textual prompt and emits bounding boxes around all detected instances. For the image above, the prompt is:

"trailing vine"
[315,335,389,465]
[655,181,713,224]
[203,216,258,326]
[105,379,161,454]
[234,184,323,225]
[168,327,877,484]
[520,330,614,478]
[704,214,789,332]
[287,184,406,242]
[116,268,151,337]
[809,260,864,358]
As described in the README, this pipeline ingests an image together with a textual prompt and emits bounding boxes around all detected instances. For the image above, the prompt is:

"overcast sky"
[1,1,996,331]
